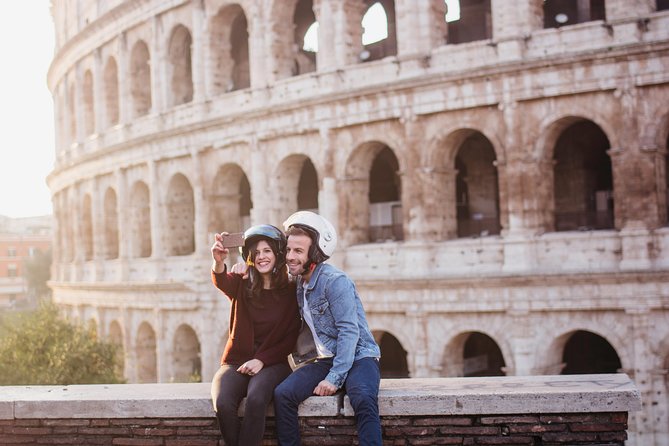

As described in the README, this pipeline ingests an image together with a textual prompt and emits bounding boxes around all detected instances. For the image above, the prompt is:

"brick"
[408,437,463,445]
[111,439,164,446]
[480,416,539,425]
[413,417,473,426]
[131,427,177,436]
[165,440,220,446]
[43,419,90,427]
[440,426,500,435]
[474,436,533,445]
[5,427,52,435]
[571,423,627,432]
[508,423,567,433]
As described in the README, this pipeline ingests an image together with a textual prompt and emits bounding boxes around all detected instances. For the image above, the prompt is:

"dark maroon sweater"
[212,269,299,367]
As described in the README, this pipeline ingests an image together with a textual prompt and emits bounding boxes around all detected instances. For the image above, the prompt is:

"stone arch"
[167,24,193,106]
[129,181,152,258]
[82,194,94,261]
[136,321,157,383]
[373,330,409,378]
[83,69,95,135]
[171,324,202,382]
[539,327,629,375]
[267,0,315,79]
[274,154,319,219]
[130,39,151,117]
[109,320,125,378]
[293,0,317,75]
[551,119,613,232]
[103,187,119,259]
[658,111,669,226]
[166,173,195,256]
[361,0,397,62]
[103,56,119,127]
[561,330,622,374]
[533,112,617,162]
[210,4,250,94]
[441,330,509,377]
[455,132,501,238]
[543,0,606,29]
[209,164,252,237]
[343,141,402,245]
[447,0,492,44]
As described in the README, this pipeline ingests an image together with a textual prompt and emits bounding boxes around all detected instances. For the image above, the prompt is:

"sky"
[0,2,55,218]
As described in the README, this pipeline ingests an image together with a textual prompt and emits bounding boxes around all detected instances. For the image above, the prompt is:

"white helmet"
[283,211,338,260]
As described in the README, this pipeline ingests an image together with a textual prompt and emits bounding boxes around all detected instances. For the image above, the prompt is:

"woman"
[210,224,300,446]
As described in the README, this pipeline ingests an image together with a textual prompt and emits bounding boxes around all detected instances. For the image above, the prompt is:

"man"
[273,211,382,446]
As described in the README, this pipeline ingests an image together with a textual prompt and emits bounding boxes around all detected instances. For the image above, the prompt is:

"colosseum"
[47,0,669,443]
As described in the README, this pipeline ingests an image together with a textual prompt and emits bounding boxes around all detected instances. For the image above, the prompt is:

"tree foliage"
[0,302,125,385]
[23,248,52,299]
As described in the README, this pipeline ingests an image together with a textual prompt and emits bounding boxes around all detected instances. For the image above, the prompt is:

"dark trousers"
[273,357,382,446]
[211,362,292,446]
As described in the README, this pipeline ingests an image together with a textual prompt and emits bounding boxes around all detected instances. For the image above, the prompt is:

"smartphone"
[220,232,244,248]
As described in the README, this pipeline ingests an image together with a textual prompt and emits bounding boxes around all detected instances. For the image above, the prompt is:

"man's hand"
[313,380,337,396]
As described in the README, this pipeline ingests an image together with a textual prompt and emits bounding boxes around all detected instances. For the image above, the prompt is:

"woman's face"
[253,240,276,276]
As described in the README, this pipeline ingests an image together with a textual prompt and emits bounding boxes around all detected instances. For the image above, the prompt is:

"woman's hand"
[237,359,264,376]
[211,233,229,273]
[231,261,249,279]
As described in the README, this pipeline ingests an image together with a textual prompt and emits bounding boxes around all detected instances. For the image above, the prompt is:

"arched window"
[103,57,119,127]
[104,187,119,259]
[369,146,402,241]
[82,194,93,260]
[455,133,501,238]
[658,0,669,11]
[561,330,621,374]
[136,322,157,383]
[129,181,151,258]
[130,40,151,117]
[361,1,397,62]
[553,120,613,231]
[297,159,318,211]
[446,0,492,44]
[209,164,252,243]
[168,25,193,106]
[292,0,317,75]
[210,5,250,94]
[172,324,201,382]
[543,0,606,28]
[463,332,506,377]
[68,80,77,144]
[83,70,95,135]
[166,174,195,256]
[374,331,409,378]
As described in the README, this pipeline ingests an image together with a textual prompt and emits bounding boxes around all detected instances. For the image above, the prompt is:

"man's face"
[286,234,312,276]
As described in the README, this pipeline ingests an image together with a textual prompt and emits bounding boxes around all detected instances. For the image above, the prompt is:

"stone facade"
[47,1,669,445]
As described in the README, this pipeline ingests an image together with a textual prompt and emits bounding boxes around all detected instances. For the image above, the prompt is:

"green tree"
[23,248,52,300]
[0,302,125,385]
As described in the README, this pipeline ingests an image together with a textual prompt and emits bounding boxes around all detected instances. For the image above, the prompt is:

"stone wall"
[0,374,641,445]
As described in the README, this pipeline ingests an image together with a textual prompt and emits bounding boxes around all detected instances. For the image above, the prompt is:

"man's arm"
[321,275,360,390]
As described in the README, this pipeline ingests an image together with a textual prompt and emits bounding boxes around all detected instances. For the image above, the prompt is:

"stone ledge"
[0,374,640,420]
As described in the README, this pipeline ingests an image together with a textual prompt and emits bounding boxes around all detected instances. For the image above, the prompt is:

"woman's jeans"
[211,362,292,446]
[273,357,382,446]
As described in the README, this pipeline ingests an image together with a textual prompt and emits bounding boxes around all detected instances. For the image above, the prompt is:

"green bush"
[0,302,125,385]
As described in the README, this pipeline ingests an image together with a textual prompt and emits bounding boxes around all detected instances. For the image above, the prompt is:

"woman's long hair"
[246,238,289,299]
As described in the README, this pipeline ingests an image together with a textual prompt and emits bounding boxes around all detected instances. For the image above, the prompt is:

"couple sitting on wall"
[209,211,382,446]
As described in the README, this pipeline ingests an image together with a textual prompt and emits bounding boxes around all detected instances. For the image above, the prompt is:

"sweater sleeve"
[211,266,244,300]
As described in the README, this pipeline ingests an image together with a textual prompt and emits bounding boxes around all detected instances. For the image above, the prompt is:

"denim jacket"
[297,262,380,388]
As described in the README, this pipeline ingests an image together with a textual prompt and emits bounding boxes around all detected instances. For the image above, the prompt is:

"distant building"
[47,1,669,445]
[0,215,52,309]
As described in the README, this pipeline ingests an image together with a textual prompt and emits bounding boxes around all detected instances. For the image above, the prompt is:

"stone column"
[407,308,429,378]
[148,160,164,262]
[625,307,656,445]
[490,0,541,61]
[116,32,131,125]
[91,177,105,280]
[93,49,104,135]
[150,15,166,113]
[191,0,206,102]
[394,0,446,57]
[74,66,86,145]
[115,168,129,282]
[317,0,365,68]
[191,150,210,256]
[605,0,654,21]
[312,0,336,70]
[249,138,272,225]
[504,308,534,376]
[155,309,167,383]
[247,4,268,87]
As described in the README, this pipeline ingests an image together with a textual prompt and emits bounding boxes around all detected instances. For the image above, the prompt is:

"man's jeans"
[273,357,382,446]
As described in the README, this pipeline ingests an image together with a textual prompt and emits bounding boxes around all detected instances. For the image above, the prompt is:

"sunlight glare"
[303,22,319,52]
[445,0,461,22]
[362,3,388,45]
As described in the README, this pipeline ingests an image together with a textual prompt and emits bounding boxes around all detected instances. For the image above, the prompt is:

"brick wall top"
[0,374,640,420]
